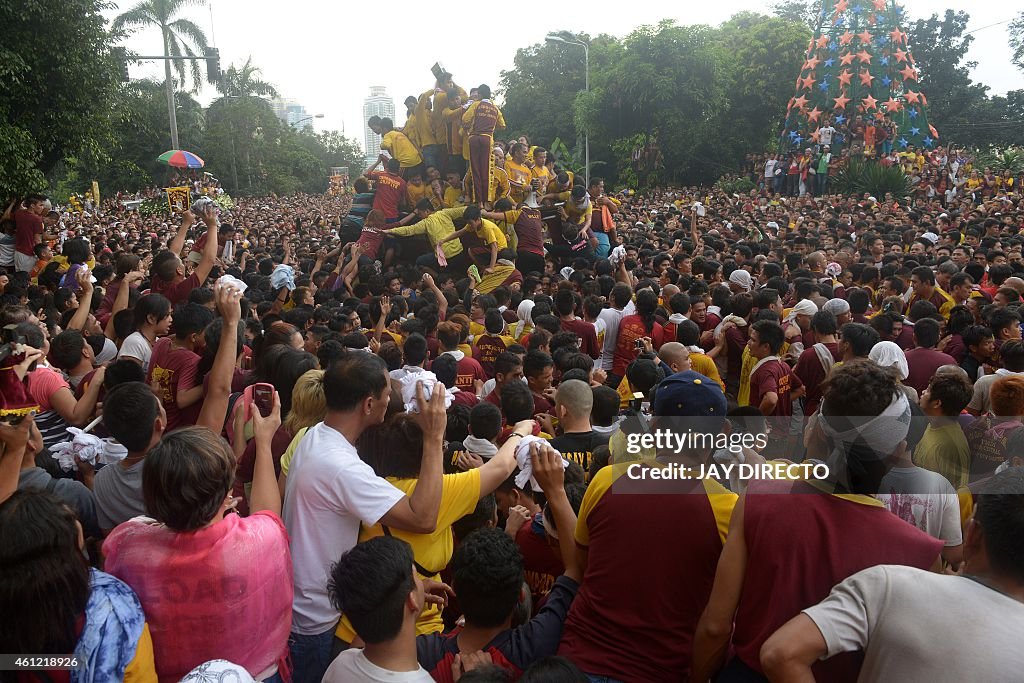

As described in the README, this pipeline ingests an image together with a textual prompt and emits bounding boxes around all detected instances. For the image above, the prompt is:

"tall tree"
[217,57,278,99]
[1010,11,1024,73]
[113,0,210,149]
[0,0,122,197]
[771,0,819,30]
[905,10,989,146]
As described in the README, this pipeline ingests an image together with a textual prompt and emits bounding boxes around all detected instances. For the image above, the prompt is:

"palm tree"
[113,0,210,149]
[214,58,278,191]
[217,57,278,99]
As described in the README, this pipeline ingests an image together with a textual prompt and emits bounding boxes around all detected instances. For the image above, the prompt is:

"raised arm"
[105,270,144,340]
[421,273,448,320]
[193,204,219,285]
[378,382,446,533]
[168,210,194,257]
[531,440,581,583]
[65,268,95,332]
[196,284,243,433]
[248,390,283,517]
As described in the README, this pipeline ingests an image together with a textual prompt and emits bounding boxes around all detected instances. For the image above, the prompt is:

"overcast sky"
[108,0,1022,154]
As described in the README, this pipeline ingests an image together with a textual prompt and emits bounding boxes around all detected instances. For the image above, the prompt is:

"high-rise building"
[364,86,395,166]
[272,97,316,131]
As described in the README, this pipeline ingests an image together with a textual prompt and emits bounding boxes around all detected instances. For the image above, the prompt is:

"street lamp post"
[293,113,325,130]
[545,33,589,188]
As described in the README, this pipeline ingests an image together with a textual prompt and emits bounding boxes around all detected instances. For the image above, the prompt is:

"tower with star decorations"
[780,0,938,154]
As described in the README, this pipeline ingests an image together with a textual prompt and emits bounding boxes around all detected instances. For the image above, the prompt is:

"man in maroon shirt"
[151,205,219,306]
[523,349,555,415]
[748,319,804,419]
[13,194,54,273]
[553,288,599,359]
[692,361,943,683]
[904,318,956,395]
[364,158,407,222]
[486,352,524,410]
[793,310,842,417]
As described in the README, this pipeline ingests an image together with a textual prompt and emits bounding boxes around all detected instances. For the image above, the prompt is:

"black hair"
[432,352,457,388]
[974,468,1024,583]
[494,351,523,379]
[484,309,505,335]
[470,402,502,440]
[103,358,147,390]
[328,536,415,643]
[989,307,1022,336]
[450,528,524,628]
[811,310,837,336]
[840,322,880,357]
[133,293,172,330]
[103,381,162,452]
[324,352,388,411]
[500,381,535,422]
[523,349,553,379]
[519,656,588,683]
[0,491,89,655]
[403,333,428,366]
[751,319,785,355]
[452,494,498,543]
[963,324,994,351]
[171,302,214,339]
[926,372,973,416]
[912,317,941,348]
[48,329,86,371]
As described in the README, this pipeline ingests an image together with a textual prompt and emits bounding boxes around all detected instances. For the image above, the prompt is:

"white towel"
[396,368,453,413]
[513,436,568,492]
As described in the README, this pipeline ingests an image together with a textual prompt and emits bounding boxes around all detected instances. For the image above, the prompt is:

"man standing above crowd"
[462,85,505,206]
[13,194,55,273]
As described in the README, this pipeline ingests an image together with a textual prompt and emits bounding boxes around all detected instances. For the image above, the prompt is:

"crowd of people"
[1,70,1024,683]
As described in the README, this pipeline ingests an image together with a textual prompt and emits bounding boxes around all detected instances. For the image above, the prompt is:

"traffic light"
[205,48,221,84]
[113,47,130,82]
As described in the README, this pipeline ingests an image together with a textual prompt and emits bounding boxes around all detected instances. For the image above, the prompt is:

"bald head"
[1004,277,1024,295]
[662,284,680,299]
[658,342,691,373]
[806,251,826,272]
[555,379,593,419]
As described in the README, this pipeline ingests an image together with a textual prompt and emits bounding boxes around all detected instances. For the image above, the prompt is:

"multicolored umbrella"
[157,149,205,169]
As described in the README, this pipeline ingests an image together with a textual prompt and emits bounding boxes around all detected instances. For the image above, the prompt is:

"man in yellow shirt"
[369,115,424,180]
[438,208,507,273]
[505,142,533,205]
[442,170,465,208]
[386,205,478,273]
[462,85,506,206]
[412,89,445,172]
[530,147,553,195]
[914,372,973,489]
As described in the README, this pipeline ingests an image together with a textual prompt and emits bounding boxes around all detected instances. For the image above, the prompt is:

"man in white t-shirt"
[818,123,836,147]
[322,536,437,683]
[598,283,632,372]
[761,468,1024,682]
[283,352,447,683]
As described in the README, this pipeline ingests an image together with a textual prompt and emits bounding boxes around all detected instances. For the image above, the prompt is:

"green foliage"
[549,137,604,178]
[113,0,210,93]
[770,0,819,29]
[715,177,757,195]
[1010,12,1024,73]
[0,0,122,197]
[502,15,809,187]
[971,147,1024,176]
[833,160,913,198]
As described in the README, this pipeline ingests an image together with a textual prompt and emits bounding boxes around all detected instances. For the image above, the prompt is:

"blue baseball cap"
[652,371,727,417]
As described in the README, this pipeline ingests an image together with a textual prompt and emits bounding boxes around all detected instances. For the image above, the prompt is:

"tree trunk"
[163,27,179,150]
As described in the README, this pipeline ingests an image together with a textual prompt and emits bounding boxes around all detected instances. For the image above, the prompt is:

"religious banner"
[166,186,191,214]
[91,181,101,207]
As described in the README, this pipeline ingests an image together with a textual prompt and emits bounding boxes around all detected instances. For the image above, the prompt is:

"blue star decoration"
[898,137,909,148]
[908,108,918,119]
[909,126,921,137]
[819,80,831,91]
[829,41,839,52]
[793,135,803,146]
[789,130,800,141]
[824,58,835,67]
[880,56,889,66]
[896,6,905,16]
[882,76,892,86]
[876,13,886,23]
[852,4,863,14]
[834,16,845,26]
[835,114,847,125]
[923,136,934,147]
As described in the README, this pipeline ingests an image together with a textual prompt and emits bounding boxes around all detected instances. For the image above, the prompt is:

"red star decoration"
[873,0,886,9]
[856,30,873,44]
[856,50,872,64]
[816,35,830,50]
[890,28,905,44]
[894,48,908,63]
[839,52,856,66]
[861,94,878,111]
[929,124,939,139]
[833,92,851,110]
[884,97,902,112]
[838,69,853,86]
[834,0,849,14]
[900,65,918,81]
[800,74,817,90]
[904,90,921,104]
[804,55,821,70]
[792,94,809,111]
[811,128,822,142]
[859,69,875,86]
[839,31,854,46]
[920,92,928,106]
[807,107,823,123]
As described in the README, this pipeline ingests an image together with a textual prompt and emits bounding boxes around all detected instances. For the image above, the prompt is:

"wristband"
[510,431,529,439]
